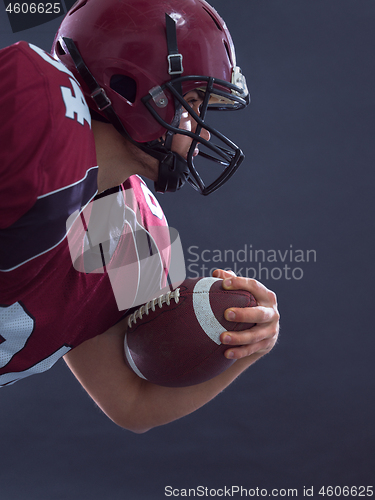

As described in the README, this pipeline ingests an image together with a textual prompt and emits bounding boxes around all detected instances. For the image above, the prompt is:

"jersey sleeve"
[0,43,50,227]
[0,42,96,229]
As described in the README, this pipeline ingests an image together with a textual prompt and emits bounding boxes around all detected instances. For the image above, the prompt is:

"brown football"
[124,277,256,387]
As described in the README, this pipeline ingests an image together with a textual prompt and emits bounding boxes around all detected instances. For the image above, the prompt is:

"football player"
[0,0,279,432]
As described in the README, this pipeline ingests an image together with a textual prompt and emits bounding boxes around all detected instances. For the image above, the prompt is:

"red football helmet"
[52,0,250,195]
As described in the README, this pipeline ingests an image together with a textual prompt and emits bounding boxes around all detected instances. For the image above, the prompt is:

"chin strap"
[153,14,189,193]
[165,14,183,95]
[61,37,131,139]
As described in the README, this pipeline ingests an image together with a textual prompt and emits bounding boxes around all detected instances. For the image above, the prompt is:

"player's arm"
[63,270,279,433]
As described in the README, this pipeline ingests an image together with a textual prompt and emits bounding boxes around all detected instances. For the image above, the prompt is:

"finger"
[212,268,237,279]
[222,276,278,307]
[221,324,279,346]
[224,335,278,360]
[224,305,277,325]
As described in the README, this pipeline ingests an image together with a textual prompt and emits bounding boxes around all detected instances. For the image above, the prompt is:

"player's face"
[128,90,211,183]
[171,90,211,159]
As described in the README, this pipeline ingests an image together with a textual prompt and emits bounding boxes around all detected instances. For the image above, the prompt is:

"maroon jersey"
[0,42,169,386]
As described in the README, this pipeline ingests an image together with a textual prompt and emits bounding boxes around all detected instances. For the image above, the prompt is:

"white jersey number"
[0,303,70,387]
[61,77,92,128]
[29,43,91,129]
[140,182,164,220]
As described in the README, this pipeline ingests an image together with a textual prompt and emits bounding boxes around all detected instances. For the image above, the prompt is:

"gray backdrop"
[1,1,374,498]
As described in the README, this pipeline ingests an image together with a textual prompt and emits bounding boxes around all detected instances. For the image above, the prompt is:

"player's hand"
[212,269,280,360]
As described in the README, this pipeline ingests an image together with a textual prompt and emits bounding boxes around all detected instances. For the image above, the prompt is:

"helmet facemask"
[141,73,249,195]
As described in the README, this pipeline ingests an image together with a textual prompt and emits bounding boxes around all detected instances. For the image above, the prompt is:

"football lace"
[127,288,181,328]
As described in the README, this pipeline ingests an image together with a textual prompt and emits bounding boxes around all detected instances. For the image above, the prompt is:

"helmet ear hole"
[110,75,137,104]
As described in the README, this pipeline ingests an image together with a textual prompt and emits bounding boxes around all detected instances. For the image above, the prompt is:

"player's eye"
[187,99,203,114]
